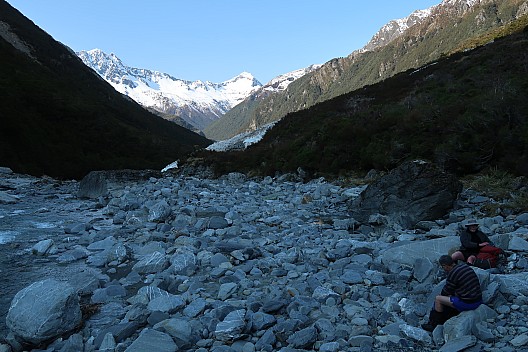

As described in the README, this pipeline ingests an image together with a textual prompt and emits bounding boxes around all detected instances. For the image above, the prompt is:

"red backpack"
[473,245,506,269]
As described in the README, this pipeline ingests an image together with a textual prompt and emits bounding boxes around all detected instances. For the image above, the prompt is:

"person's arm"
[440,271,456,296]
[477,231,492,247]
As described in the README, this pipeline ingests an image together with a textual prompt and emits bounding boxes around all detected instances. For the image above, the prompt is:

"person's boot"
[441,306,459,323]
[421,309,442,332]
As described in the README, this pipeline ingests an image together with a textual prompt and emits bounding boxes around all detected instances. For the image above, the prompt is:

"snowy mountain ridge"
[77,49,320,132]
[77,49,262,130]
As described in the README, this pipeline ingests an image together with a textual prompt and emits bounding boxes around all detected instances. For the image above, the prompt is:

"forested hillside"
[194,23,528,178]
[206,0,528,141]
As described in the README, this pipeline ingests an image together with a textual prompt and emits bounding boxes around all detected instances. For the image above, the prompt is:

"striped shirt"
[441,262,482,302]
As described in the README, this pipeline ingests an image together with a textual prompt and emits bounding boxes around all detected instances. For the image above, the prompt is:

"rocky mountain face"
[78,49,262,131]
[362,8,433,52]
[206,0,528,141]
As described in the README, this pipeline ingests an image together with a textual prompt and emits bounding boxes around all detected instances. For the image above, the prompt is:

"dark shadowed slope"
[0,1,211,179]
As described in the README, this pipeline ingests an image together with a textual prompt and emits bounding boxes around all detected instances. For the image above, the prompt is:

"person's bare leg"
[451,251,465,262]
[435,295,455,312]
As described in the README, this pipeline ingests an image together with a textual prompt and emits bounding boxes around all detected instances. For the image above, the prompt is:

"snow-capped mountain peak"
[362,7,433,52]
[77,49,262,131]
[262,64,322,92]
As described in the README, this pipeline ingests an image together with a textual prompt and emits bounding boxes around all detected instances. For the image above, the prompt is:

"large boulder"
[351,160,462,228]
[77,171,108,199]
[443,304,498,341]
[381,236,460,267]
[6,279,82,345]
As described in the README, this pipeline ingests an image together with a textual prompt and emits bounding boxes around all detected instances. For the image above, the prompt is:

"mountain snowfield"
[77,49,262,130]
[261,64,322,92]
[362,8,433,52]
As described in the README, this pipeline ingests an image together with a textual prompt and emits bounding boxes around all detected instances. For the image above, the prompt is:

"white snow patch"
[161,160,179,172]
[206,122,276,152]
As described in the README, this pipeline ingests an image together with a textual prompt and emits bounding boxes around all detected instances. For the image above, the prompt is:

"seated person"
[451,219,491,265]
[422,255,482,332]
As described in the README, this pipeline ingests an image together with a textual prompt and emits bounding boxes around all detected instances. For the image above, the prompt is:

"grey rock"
[6,279,81,344]
[439,335,477,352]
[516,213,528,225]
[88,302,127,334]
[508,235,528,251]
[208,216,229,229]
[511,333,528,347]
[312,286,340,302]
[147,200,171,222]
[351,160,462,227]
[132,251,169,274]
[341,270,364,284]
[413,257,434,283]
[154,318,194,349]
[3,168,528,352]
[210,253,230,266]
[183,297,207,318]
[146,294,185,313]
[91,284,127,304]
[496,272,528,296]
[472,322,495,342]
[94,321,142,347]
[255,329,276,351]
[170,251,197,275]
[443,304,497,341]
[215,309,246,342]
[124,329,177,352]
[382,236,460,267]
[319,341,340,352]
[250,312,276,331]
[98,332,116,352]
[77,171,108,199]
[286,325,317,349]
[147,310,169,325]
[87,236,117,250]
[59,333,85,352]
[348,335,374,347]
[31,239,55,255]
[218,282,238,300]
[400,324,432,344]
[128,286,171,305]
[57,246,90,263]
[314,318,336,341]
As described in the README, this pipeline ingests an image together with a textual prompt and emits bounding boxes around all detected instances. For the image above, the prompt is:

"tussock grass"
[462,168,528,213]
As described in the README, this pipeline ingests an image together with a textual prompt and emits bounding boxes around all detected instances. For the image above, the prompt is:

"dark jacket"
[459,228,491,254]
[441,262,482,302]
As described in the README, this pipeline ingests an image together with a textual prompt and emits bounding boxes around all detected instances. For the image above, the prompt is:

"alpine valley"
[76,0,528,146]
[2,1,528,351]
[1,0,528,179]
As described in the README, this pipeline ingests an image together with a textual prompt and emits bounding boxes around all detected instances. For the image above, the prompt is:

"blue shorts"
[450,296,482,311]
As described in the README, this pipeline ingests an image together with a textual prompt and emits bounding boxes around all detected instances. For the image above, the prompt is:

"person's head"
[439,255,455,271]
[464,219,479,232]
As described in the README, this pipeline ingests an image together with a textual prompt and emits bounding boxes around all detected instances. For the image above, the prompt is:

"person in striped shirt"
[422,255,483,332]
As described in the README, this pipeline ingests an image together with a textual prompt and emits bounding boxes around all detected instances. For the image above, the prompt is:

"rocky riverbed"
[1,166,528,352]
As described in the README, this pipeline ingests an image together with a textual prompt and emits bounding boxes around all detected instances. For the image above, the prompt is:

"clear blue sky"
[6,0,441,84]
